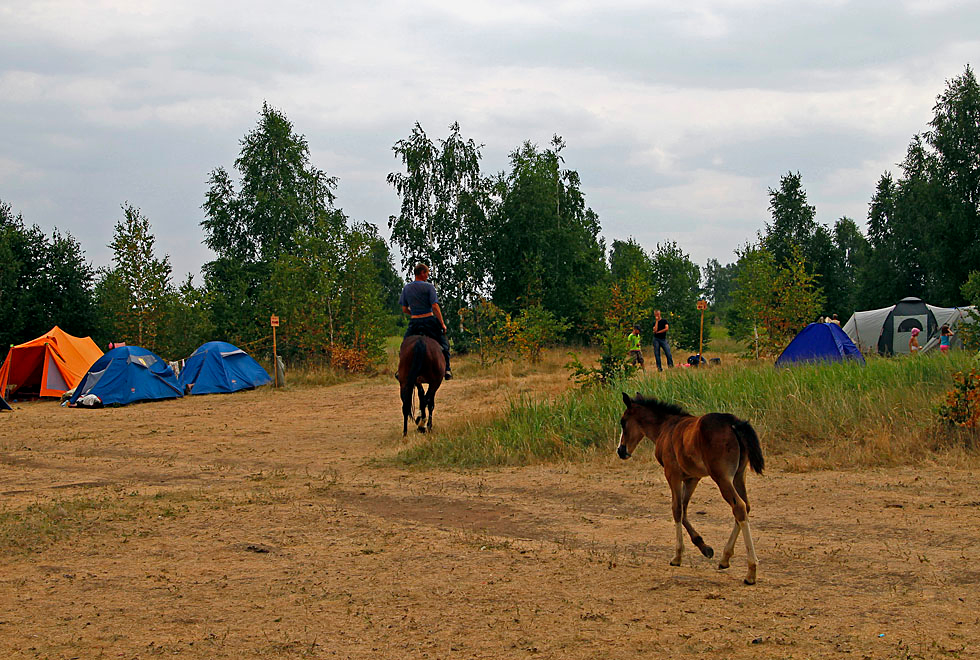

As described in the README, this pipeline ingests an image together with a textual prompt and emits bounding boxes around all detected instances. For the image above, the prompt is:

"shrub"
[936,368,980,428]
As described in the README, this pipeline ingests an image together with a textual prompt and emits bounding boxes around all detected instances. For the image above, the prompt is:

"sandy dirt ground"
[1,370,979,659]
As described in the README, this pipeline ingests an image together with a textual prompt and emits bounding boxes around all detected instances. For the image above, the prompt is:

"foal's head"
[617,392,691,459]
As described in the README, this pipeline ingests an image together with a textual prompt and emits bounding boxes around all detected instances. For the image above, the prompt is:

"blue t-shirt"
[399,280,439,316]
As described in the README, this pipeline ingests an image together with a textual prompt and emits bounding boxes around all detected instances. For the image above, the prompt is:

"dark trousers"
[405,316,451,371]
[652,336,673,371]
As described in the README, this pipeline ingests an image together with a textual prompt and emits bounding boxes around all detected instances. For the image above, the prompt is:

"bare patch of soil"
[1,369,978,659]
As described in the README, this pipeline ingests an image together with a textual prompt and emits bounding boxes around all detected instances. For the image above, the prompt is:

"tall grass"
[395,351,980,470]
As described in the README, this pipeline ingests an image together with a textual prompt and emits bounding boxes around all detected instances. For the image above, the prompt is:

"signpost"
[696,299,708,366]
[271,315,280,388]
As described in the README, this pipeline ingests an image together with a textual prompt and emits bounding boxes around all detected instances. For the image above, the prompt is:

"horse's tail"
[407,337,426,392]
[732,418,765,475]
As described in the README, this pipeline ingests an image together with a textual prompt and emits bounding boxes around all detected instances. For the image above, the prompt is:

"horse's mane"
[633,395,693,419]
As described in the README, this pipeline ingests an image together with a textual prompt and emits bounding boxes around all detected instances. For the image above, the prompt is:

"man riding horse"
[399,263,452,380]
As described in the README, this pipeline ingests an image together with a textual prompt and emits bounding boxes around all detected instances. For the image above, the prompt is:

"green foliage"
[459,300,569,365]
[507,304,570,363]
[650,241,703,351]
[490,136,606,338]
[387,122,492,334]
[605,267,655,334]
[936,368,980,428]
[203,102,337,263]
[398,350,977,468]
[459,298,511,365]
[960,271,980,351]
[729,244,824,357]
[100,203,173,350]
[0,200,96,348]
[860,65,980,308]
[703,258,738,322]
[199,103,387,368]
[566,324,639,387]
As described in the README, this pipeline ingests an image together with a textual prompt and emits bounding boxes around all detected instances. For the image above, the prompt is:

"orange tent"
[0,327,103,399]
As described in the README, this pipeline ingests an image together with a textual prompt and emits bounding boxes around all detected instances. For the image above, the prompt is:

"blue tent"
[1,395,10,411]
[69,346,183,406]
[178,341,271,395]
[776,323,865,367]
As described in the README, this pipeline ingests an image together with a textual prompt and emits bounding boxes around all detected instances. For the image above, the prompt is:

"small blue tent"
[69,346,183,406]
[1,395,11,411]
[178,341,271,395]
[775,323,865,367]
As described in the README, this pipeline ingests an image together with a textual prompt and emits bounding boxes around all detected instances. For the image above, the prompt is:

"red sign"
[270,315,280,327]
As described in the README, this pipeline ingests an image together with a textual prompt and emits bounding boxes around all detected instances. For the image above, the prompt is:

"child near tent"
[909,327,922,354]
[940,324,954,353]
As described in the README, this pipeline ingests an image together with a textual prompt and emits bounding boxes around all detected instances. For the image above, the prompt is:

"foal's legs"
[680,477,714,559]
[669,479,686,566]
[719,469,749,570]
[713,470,759,585]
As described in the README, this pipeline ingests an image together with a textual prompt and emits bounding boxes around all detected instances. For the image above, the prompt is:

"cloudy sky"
[1,0,976,280]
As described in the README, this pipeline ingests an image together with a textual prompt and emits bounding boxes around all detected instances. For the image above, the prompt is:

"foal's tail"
[733,418,765,475]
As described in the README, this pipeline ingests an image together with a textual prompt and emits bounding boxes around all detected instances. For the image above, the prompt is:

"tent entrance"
[3,347,46,399]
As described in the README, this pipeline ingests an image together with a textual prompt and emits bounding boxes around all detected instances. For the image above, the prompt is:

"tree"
[729,244,824,357]
[490,136,606,337]
[102,203,173,350]
[703,258,738,324]
[650,241,703,351]
[199,102,390,365]
[860,65,980,307]
[0,199,96,348]
[388,122,492,334]
[203,102,338,263]
[762,171,817,266]
[830,217,869,319]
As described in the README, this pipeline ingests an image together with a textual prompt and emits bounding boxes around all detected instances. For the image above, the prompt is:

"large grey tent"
[843,297,977,355]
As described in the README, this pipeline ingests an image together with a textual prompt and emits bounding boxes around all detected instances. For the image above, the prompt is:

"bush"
[566,325,639,387]
[936,368,980,428]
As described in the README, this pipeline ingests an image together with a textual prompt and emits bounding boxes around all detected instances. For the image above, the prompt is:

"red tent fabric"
[0,326,103,399]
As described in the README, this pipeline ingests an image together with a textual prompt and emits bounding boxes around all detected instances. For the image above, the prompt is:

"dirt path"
[1,374,979,659]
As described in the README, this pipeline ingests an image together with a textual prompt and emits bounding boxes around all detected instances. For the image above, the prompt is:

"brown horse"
[397,335,445,436]
[617,392,765,584]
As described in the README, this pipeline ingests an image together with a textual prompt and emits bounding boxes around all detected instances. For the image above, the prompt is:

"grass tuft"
[395,351,980,470]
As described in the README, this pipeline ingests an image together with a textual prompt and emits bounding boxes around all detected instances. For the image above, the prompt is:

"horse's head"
[617,392,645,459]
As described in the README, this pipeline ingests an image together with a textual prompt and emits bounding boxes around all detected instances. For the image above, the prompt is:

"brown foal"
[617,392,765,584]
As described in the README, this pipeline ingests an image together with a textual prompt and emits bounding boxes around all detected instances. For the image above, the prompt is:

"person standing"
[652,310,673,371]
[399,263,452,379]
[940,324,954,353]
[626,326,645,370]
[909,327,922,355]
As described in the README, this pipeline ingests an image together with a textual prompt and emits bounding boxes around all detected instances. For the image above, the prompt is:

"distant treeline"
[2,67,979,366]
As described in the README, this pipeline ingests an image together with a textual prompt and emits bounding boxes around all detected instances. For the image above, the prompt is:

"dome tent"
[0,326,102,399]
[69,346,182,406]
[775,322,865,367]
[842,297,975,355]
[0,395,10,411]
[178,341,271,395]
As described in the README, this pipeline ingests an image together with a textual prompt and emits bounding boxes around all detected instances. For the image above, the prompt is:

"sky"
[1,0,977,281]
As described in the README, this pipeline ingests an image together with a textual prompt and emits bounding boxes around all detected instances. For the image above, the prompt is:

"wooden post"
[696,299,708,366]
[271,315,280,388]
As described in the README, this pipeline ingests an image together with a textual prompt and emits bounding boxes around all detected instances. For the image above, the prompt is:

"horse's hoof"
[717,562,730,570]
[669,558,681,567]
[743,577,756,585]
[701,545,714,559]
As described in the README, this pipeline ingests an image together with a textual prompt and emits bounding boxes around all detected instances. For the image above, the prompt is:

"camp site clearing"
[1,369,978,659]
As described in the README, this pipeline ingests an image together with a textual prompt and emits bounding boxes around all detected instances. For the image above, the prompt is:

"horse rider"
[399,262,452,380]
